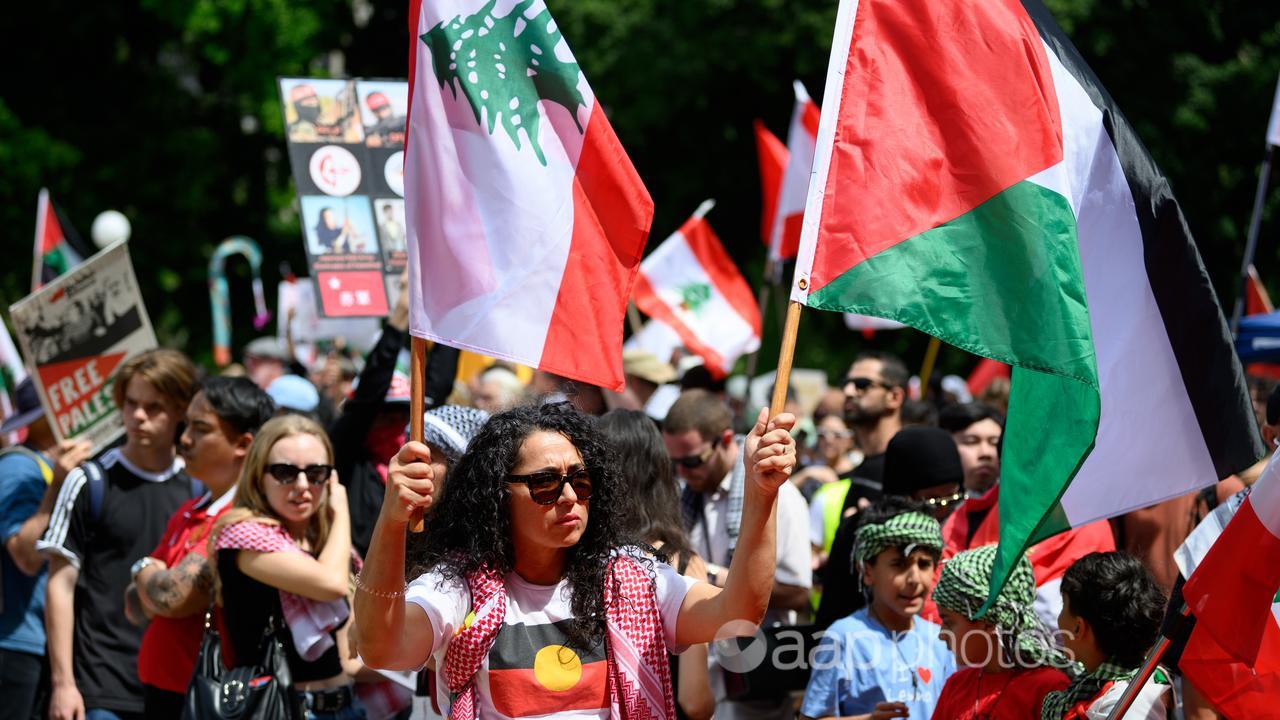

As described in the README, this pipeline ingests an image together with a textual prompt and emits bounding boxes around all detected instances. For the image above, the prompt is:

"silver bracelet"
[354,572,407,599]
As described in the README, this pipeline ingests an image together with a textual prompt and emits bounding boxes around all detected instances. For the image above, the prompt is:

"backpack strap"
[82,460,106,524]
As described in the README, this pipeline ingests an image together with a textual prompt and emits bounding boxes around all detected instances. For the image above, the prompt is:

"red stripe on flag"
[778,212,804,262]
[405,0,422,145]
[1180,617,1280,718]
[809,0,1063,292]
[680,218,761,335]
[540,103,654,392]
[1248,264,1274,316]
[631,273,729,376]
[1183,496,1280,665]
[801,99,821,138]
[754,120,788,248]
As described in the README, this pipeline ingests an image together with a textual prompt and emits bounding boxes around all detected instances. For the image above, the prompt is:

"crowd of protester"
[0,290,1262,720]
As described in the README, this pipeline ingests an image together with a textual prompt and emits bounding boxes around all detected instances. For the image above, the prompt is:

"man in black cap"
[815,426,963,629]
[0,379,92,717]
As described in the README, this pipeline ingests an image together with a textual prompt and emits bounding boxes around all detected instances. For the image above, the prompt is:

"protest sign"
[279,77,409,317]
[277,279,381,363]
[8,241,157,453]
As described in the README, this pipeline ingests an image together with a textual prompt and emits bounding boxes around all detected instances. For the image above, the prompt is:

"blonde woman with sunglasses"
[208,415,365,719]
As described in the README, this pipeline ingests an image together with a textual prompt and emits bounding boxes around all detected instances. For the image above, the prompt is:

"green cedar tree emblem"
[679,283,712,315]
[422,0,586,166]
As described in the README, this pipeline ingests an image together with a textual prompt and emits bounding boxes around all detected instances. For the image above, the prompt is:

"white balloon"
[91,210,131,248]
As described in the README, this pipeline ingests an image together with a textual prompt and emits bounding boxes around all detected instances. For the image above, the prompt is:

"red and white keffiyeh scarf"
[442,555,675,720]
[216,521,349,661]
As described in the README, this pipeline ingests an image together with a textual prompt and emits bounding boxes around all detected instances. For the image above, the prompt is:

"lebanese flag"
[767,82,820,262]
[1179,452,1280,716]
[792,0,1262,605]
[754,120,788,249]
[31,189,90,293]
[632,204,761,377]
[405,0,653,391]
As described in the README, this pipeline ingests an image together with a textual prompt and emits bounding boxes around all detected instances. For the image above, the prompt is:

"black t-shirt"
[38,449,194,713]
[216,550,344,683]
[837,453,885,514]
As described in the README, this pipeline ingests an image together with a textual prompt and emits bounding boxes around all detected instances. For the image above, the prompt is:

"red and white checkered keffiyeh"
[216,520,349,661]
[442,555,675,720]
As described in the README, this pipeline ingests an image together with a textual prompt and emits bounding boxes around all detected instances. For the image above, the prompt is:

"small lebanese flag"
[405,0,653,391]
[768,81,820,263]
[1179,451,1280,714]
[632,202,761,377]
[754,120,788,248]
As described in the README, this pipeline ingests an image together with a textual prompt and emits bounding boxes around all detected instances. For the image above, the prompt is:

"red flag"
[754,120,788,248]
[1180,455,1280,715]
[966,357,1010,396]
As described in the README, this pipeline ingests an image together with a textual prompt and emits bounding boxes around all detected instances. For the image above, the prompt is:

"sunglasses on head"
[672,437,720,469]
[266,463,334,485]
[843,376,891,392]
[507,465,594,505]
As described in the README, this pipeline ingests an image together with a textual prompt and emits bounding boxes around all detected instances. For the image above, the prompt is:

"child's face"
[862,546,938,624]
[938,606,998,668]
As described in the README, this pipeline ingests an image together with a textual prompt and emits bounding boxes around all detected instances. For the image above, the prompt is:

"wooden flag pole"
[919,336,943,396]
[769,300,804,415]
[408,336,427,533]
[626,301,644,336]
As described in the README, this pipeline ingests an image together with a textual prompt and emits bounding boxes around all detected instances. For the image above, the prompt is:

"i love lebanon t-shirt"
[406,554,696,719]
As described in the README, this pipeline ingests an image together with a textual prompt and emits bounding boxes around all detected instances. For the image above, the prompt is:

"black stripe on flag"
[1022,0,1265,479]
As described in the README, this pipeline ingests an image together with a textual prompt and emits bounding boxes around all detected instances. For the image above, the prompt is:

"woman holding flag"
[352,401,796,718]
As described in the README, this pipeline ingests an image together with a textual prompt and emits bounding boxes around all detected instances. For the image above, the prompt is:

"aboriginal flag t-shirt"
[406,552,697,719]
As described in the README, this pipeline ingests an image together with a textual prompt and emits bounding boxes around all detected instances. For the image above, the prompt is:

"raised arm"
[237,475,353,601]
[675,409,797,645]
[354,441,437,670]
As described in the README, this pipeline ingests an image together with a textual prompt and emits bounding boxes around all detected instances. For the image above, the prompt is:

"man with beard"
[813,352,909,629]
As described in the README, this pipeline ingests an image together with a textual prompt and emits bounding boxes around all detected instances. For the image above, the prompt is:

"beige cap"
[623,349,677,385]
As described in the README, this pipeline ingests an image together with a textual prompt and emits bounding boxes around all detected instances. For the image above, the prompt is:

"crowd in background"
[0,286,1264,720]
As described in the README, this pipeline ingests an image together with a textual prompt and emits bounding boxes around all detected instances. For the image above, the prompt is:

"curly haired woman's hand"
[382,441,436,526]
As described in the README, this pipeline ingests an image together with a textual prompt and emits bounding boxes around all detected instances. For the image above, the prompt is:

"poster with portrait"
[298,195,389,317]
[8,241,158,454]
[280,77,411,316]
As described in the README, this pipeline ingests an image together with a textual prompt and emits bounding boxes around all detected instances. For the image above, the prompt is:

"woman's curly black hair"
[405,402,640,650]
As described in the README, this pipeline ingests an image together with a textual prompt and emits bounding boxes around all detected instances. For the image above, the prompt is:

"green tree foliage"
[3,0,1279,383]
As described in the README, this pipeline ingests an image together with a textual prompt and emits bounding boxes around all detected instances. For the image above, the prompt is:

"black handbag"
[719,624,817,702]
[182,610,299,720]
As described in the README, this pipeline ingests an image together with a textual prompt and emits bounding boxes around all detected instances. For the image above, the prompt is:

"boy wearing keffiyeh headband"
[800,499,955,720]
[1042,551,1170,720]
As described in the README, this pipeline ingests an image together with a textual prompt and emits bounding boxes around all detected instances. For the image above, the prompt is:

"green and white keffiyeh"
[852,511,943,563]
[933,544,1072,670]
[1040,661,1137,719]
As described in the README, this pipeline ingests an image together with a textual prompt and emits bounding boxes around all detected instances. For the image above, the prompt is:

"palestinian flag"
[405,0,653,391]
[632,204,761,377]
[754,120,787,248]
[769,82,820,263]
[792,0,1264,605]
[31,189,90,292]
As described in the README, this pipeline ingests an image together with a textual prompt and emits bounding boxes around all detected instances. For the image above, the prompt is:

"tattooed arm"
[134,553,214,619]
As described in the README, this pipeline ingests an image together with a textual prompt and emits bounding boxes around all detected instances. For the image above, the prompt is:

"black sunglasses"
[266,463,334,485]
[843,376,892,392]
[507,466,594,505]
[672,437,720,469]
